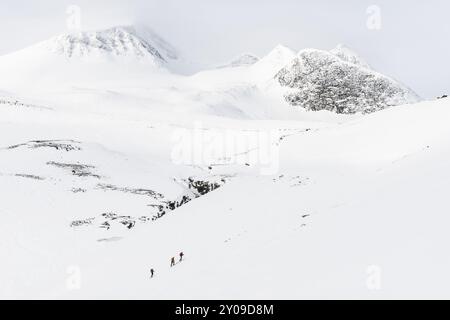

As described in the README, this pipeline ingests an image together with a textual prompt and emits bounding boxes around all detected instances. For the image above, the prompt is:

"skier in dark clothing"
[150,268,155,278]
[170,257,175,267]
[179,252,184,262]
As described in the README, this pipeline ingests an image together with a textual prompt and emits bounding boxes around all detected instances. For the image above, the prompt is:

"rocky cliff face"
[276,47,420,114]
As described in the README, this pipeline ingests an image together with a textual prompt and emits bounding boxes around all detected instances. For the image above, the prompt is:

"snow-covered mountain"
[0,25,181,65]
[190,44,296,88]
[0,25,189,90]
[276,47,420,114]
[46,26,167,63]
[216,53,260,68]
[330,44,371,69]
[250,44,296,80]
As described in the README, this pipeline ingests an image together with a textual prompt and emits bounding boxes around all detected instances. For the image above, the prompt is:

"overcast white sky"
[0,0,448,98]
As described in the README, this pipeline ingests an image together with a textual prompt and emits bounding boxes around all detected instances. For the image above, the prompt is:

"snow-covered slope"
[1,25,446,299]
[249,44,296,80]
[1,90,450,299]
[191,44,296,84]
[276,48,420,114]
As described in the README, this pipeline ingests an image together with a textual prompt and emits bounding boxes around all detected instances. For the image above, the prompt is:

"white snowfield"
[0,26,449,299]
